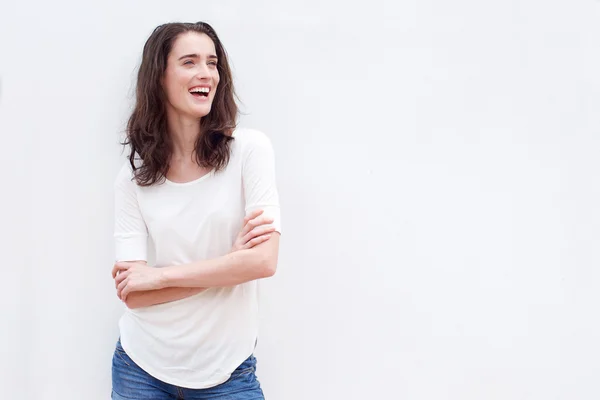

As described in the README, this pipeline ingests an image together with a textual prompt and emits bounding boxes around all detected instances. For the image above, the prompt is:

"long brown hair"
[124,22,238,186]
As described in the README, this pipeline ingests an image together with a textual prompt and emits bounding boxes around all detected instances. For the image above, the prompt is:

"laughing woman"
[111,22,281,400]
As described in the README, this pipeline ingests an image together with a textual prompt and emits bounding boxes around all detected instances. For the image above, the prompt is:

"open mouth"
[189,86,210,98]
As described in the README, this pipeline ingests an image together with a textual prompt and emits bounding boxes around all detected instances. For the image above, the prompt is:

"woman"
[110,22,281,399]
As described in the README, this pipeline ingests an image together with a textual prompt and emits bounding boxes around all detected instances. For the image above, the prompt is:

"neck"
[166,109,202,160]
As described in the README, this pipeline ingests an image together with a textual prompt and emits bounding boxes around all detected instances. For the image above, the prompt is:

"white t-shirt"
[113,128,281,389]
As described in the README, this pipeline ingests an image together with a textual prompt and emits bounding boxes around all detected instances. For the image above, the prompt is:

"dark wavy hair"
[124,22,237,186]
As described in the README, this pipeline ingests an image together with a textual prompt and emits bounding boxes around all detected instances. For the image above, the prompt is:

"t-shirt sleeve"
[241,130,282,234]
[114,163,148,262]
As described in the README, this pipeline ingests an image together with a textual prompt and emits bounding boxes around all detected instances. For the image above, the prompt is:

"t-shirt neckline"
[164,169,215,186]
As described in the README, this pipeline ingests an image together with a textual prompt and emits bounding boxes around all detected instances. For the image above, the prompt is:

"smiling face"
[162,32,220,121]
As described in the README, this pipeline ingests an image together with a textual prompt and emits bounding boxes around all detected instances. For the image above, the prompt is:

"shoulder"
[114,160,141,188]
[231,128,273,150]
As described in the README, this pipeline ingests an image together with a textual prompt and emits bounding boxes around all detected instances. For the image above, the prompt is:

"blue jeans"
[112,339,265,399]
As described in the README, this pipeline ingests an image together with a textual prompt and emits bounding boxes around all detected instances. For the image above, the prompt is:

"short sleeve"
[114,163,148,262]
[241,130,282,234]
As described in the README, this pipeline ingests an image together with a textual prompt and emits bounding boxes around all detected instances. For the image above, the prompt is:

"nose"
[195,63,211,79]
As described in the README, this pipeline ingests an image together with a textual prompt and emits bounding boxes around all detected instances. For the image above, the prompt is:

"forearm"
[162,240,278,289]
[125,286,205,309]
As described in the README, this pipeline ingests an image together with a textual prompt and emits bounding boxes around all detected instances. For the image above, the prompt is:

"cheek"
[165,84,183,105]
[165,73,191,102]
[213,75,220,95]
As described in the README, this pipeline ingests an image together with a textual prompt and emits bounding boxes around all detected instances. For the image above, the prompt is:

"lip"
[188,85,211,91]
[190,94,211,103]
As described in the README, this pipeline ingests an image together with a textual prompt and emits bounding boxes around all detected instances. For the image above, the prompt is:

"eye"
[208,61,218,67]
[183,60,194,65]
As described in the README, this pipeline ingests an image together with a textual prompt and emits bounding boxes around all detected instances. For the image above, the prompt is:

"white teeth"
[189,87,210,93]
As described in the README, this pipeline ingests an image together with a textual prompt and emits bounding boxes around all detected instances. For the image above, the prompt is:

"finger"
[243,225,276,244]
[245,234,271,249]
[243,209,263,227]
[250,215,275,226]
[114,273,125,286]
[241,211,265,235]
[115,270,129,285]
[122,285,132,302]
[242,215,275,236]
[117,278,128,292]
[113,262,131,277]
[244,209,263,224]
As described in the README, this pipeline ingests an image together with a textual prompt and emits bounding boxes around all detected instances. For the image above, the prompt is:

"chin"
[190,106,212,119]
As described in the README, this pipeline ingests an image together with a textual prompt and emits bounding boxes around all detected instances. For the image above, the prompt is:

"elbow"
[124,299,138,309]
[262,263,277,278]
[124,296,143,310]
[258,256,278,278]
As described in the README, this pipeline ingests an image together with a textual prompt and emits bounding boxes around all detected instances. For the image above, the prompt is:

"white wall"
[1,1,599,399]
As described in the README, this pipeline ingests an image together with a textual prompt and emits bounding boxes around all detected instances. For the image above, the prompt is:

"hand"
[112,261,167,302]
[230,209,276,252]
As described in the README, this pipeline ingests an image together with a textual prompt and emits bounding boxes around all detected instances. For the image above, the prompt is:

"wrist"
[159,266,176,288]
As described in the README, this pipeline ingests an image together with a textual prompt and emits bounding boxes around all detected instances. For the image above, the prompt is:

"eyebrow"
[178,53,218,61]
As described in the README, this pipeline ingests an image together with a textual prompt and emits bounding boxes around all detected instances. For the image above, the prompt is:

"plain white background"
[1,1,599,399]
